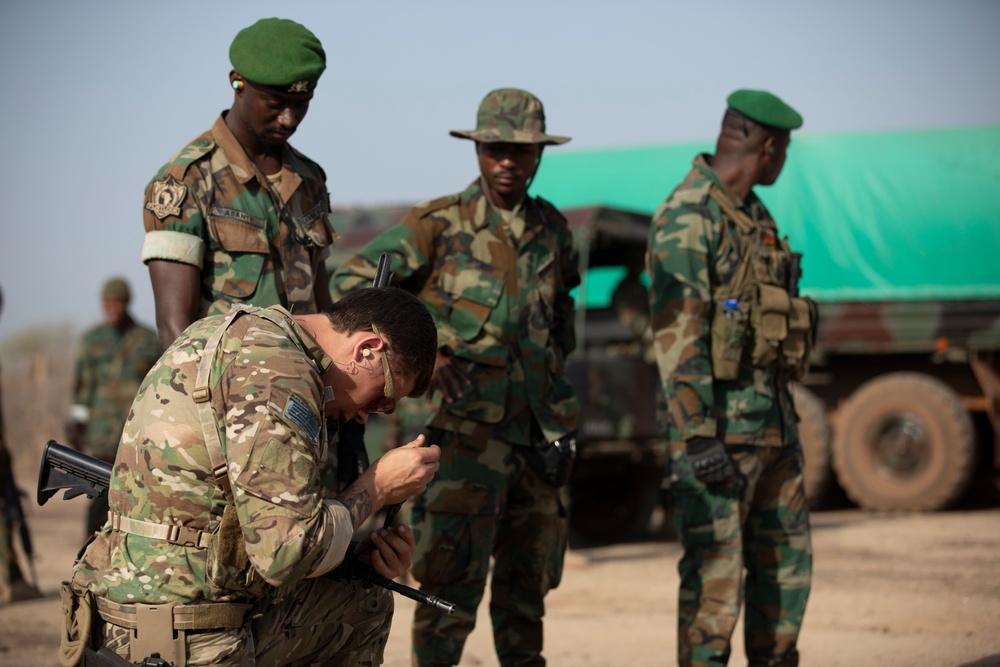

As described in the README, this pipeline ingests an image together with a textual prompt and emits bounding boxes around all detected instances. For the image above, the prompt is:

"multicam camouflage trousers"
[410,430,568,667]
[100,577,392,666]
[670,441,812,667]
[253,574,393,667]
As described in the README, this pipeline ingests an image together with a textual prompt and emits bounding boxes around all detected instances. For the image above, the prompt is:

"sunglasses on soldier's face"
[365,324,396,415]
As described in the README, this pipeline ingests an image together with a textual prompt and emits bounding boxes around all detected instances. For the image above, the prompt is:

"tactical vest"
[707,187,817,381]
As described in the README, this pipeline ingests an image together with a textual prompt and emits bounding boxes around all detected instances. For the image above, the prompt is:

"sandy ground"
[2,477,999,667]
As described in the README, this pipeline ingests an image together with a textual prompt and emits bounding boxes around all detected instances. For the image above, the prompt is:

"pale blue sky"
[1,0,998,339]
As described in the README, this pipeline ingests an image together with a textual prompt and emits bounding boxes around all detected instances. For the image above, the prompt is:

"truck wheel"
[832,373,975,511]
[791,383,832,508]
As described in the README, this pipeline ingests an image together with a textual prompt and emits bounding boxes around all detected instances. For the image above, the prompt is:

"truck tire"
[790,383,832,508]
[832,372,975,511]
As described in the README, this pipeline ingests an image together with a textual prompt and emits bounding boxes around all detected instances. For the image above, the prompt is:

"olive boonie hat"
[450,88,570,145]
[229,18,326,93]
[102,277,130,302]
[727,89,803,130]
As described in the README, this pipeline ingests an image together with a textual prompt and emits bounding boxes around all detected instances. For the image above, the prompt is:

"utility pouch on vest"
[60,581,95,667]
[783,297,817,379]
[206,505,250,592]
[710,297,750,381]
[751,284,791,368]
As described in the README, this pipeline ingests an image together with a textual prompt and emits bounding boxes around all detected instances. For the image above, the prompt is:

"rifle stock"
[37,439,112,506]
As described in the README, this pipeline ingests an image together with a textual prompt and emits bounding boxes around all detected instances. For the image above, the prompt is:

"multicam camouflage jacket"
[71,306,354,604]
[647,155,799,446]
[141,115,338,318]
[331,180,580,446]
[71,318,161,461]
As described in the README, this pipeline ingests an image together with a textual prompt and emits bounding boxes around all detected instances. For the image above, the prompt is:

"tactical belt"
[109,512,213,549]
[95,597,251,632]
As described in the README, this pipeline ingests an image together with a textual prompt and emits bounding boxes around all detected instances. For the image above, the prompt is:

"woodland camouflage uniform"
[140,115,337,319]
[331,90,579,666]
[69,306,388,666]
[648,100,813,665]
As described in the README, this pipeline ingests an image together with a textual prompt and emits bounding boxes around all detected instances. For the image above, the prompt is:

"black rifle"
[367,252,410,530]
[1,465,37,586]
[788,251,803,298]
[36,440,455,614]
[338,252,395,490]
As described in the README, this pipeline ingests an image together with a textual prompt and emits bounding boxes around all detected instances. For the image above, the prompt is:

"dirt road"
[2,486,999,667]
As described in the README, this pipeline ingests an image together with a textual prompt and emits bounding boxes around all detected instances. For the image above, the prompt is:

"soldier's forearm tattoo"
[336,487,373,529]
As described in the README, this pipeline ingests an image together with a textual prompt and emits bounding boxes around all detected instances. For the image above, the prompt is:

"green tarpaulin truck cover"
[532,126,1000,303]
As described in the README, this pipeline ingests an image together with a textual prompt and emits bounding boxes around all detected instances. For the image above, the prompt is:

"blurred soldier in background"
[647,90,815,667]
[141,17,336,352]
[0,284,42,603]
[69,277,160,538]
[332,88,580,667]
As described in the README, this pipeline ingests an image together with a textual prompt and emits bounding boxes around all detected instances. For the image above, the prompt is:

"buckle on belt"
[131,603,186,667]
[167,524,203,548]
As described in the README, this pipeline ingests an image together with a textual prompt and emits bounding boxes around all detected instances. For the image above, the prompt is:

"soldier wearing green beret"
[647,90,815,666]
[69,277,161,539]
[332,88,580,667]
[141,17,336,353]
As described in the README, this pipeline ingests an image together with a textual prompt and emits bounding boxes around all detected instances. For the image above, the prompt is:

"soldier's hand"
[370,434,441,506]
[431,350,469,404]
[685,437,735,484]
[366,524,416,580]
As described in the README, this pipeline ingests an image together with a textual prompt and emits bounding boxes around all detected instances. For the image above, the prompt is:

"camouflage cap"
[727,89,803,131]
[450,88,570,145]
[229,18,326,93]
[101,277,130,302]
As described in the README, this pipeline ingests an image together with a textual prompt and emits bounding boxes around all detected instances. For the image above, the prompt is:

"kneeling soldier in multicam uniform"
[63,288,441,667]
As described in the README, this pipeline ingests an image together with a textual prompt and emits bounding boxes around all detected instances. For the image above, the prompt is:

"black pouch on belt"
[520,430,577,488]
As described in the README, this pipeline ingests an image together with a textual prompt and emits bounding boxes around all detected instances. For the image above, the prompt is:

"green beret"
[727,89,803,130]
[230,18,326,93]
[102,277,130,302]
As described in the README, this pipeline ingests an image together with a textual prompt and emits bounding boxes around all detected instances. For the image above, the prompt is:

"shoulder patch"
[284,393,320,446]
[145,175,187,220]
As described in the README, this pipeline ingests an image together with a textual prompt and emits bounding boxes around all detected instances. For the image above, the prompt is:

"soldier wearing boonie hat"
[647,89,815,666]
[331,87,580,666]
[140,17,338,353]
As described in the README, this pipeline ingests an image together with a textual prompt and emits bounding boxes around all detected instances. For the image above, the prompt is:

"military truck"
[532,125,1000,515]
